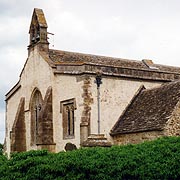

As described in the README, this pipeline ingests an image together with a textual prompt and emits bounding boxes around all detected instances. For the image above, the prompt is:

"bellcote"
[28,8,49,53]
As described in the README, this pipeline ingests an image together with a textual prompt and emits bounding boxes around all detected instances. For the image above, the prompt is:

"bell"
[36,34,40,41]
[31,36,35,43]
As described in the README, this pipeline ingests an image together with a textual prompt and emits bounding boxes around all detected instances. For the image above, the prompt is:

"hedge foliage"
[0,136,180,179]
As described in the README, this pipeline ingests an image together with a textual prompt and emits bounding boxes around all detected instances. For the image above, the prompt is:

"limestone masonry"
[5,8,180,155]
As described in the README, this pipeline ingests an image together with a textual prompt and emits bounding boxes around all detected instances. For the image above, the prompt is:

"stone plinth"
[81,134,112,147]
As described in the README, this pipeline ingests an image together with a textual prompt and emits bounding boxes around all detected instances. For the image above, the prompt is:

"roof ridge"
[143,80,180,92]
[49,49,141,62]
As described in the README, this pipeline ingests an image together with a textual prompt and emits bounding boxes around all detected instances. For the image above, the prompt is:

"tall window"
[30,89,43,145]
[60,99,76,139]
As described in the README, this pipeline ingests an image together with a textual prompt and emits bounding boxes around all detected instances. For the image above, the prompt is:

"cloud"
[0,111,5,144]
[43,0,180,66]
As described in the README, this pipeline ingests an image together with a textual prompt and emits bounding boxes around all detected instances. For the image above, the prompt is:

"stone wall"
[10,97,26,152]
[5,45,172,156]
[80,76,93,143]
[6,86,22,154]
[165,101,180,136]
[52,74,83,152]
[55,63,180,81]
[37,87,55,147]
[90,77,162,142]
[5,46,54,155]
[113,130,165,145]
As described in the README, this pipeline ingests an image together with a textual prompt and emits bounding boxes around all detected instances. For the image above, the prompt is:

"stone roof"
[29,8,47,32]
[6,48,180,101]
[49,49,147,68]
[110,81,180,135]
[34,8,47,27]
[49,49,180,72]
[49,49,180,81]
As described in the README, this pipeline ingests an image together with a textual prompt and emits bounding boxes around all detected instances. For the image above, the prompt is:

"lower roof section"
[110,81,180,135]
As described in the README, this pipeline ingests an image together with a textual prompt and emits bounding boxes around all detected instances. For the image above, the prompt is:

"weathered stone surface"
[28,8,49,55]
[111,81,180,135]
[11,98,26,152]
[165,100,180,136]
[81,134,112,147]
[113,131,165,145]
[38,86,54,145]
[50,49,180,81]
[80,76,93,143]
[37,144,56,152]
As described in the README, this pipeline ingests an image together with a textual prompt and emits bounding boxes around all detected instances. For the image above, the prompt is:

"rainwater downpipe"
[95,73,102,134]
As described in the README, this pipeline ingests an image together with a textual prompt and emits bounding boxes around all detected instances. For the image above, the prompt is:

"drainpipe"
[95,73,102,134]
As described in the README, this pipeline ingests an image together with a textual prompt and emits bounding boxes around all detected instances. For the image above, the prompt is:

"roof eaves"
[110,127,164,136]
[5,81,21,101]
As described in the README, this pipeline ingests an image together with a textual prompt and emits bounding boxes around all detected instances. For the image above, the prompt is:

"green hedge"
[0,136,180,179]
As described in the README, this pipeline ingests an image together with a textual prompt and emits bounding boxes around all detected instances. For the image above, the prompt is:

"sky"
[1,0,180,143]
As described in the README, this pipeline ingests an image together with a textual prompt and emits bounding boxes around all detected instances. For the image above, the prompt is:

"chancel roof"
[48,49,180,81]
[49,49,147,68]
[49,49,180,73]
[110,81,180,135]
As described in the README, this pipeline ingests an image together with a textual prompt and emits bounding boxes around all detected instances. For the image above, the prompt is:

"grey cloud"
[0,0,35,18]
[0,89,6,110]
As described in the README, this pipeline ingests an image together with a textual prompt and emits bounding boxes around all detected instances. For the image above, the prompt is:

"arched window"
[60,98,76,139]
[30,89,43,145]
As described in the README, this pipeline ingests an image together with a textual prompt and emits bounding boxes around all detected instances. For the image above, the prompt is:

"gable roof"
[49,49,147,68]
[110,81,180,135]
[49,49,180,81]
[29,8,47,32]
[49,49,180,72]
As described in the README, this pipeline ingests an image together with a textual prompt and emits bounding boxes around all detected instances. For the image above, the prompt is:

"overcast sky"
[0,0,180,143]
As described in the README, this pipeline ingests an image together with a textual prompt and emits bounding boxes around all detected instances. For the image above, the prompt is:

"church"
[5,8,180,155]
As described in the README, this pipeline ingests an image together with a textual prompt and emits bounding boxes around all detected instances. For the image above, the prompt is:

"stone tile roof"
[34,8,47,27]
[110,81,180,135]
[29,8,47,32]
[49,49,146,69]
[49,49,180,73]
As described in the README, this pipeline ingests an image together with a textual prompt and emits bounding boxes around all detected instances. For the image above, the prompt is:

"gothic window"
[60,98,76,139]
[30,89,43,145]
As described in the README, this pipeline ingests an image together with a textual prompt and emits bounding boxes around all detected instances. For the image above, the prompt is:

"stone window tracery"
[60,98,76,139]
[30,89,43,145]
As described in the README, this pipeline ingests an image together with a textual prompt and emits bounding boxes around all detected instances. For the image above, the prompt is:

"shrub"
[0,136,180,179]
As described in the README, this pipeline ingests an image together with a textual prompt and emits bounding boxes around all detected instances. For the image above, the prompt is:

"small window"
[60,98,76,139]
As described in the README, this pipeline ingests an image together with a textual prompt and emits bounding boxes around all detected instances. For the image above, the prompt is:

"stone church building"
[5,8,180,155]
